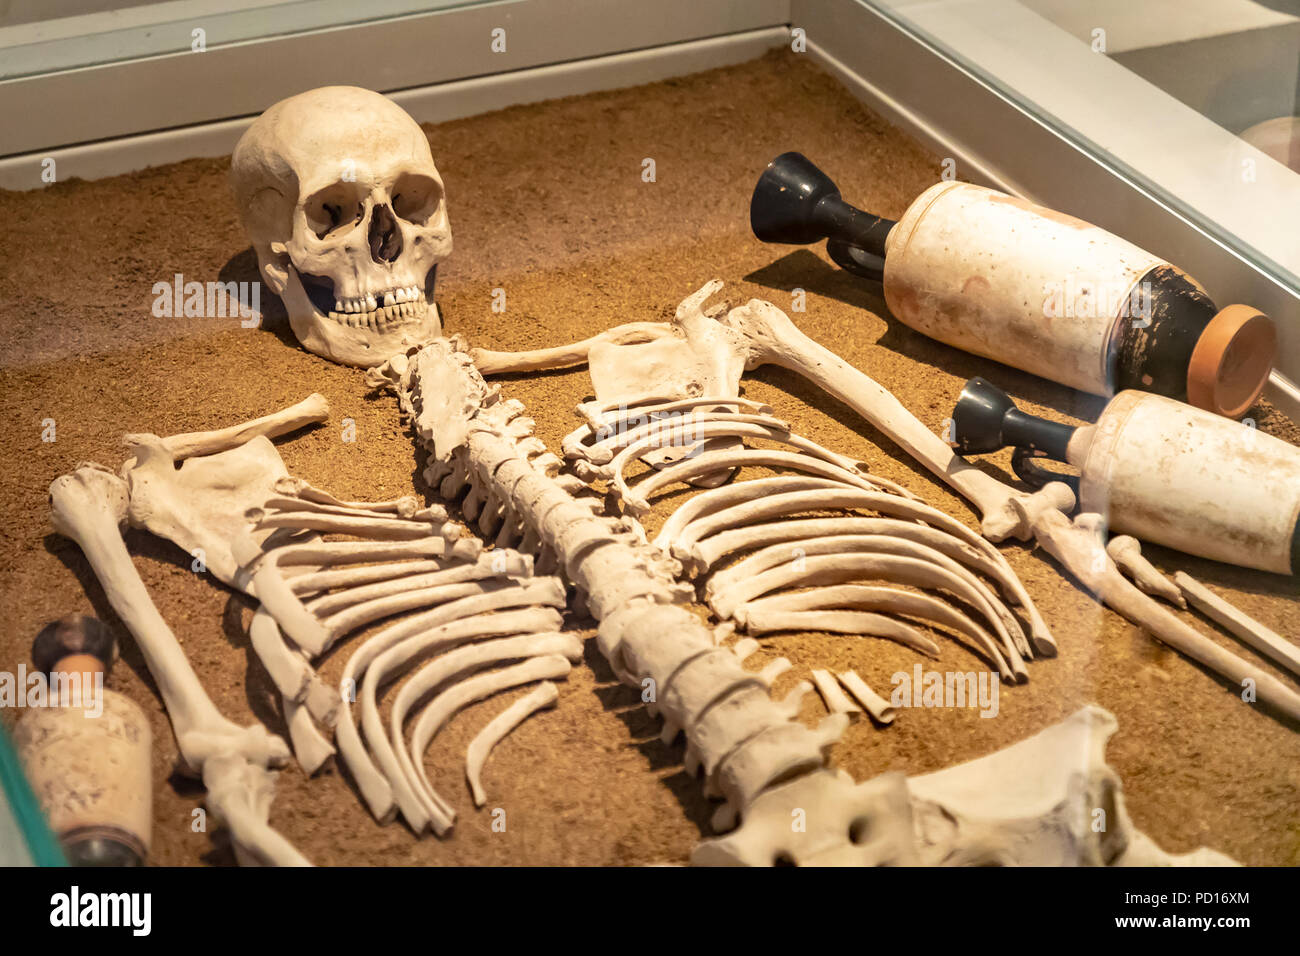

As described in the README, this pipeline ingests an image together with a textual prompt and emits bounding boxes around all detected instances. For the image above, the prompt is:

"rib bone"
[616,446,894,514]
[386,610,566,826]
[705,534,1026,666]
[691,517,1021,601]
[367,284,1273,864]
[838,671,899,725]
[407,655,573,830]
[466,682,560,807]
[735,585,1012,679]
[708,552,1024,674]
[335,582,567,824]
[363,627,577,834]
[811,669,861,715]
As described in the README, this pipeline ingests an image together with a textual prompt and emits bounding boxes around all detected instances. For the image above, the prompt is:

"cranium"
[230,86,450,366]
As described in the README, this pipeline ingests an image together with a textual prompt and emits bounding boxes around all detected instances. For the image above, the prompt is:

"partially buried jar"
[13,615,152,866]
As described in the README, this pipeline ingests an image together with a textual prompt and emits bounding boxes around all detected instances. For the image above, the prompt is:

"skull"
[230,87,450,366]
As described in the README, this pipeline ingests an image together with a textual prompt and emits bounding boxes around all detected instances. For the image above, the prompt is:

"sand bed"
[1,51,1297,866]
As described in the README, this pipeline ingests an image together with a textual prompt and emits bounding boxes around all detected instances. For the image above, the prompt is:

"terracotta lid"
[1186,305,1276,418]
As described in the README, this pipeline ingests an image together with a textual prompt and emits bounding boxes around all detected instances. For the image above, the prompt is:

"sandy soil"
[1,51,1297,866]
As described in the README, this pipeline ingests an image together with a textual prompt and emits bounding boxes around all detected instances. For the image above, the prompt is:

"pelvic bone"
[693,707,1235,866]
[230,87,449,366]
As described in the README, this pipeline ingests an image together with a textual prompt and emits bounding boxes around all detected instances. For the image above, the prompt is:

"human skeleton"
[49,87,1273,866]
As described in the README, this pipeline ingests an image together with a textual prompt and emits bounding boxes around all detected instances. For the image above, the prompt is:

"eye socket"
[304,182,366,240]
[391,173,443,224]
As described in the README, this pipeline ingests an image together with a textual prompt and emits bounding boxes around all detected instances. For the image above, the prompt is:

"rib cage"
[234,476,580,838]
[370,340,1057,835]
[372,339,855,833]
[246,344,1051,842]
[562,395,1046,684]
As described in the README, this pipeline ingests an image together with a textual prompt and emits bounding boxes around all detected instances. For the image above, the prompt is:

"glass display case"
[0,1,484,79]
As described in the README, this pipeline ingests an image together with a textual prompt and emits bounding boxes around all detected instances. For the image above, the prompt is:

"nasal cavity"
[368,204,402,263]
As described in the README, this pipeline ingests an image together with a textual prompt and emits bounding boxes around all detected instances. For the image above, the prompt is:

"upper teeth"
[332,285,422,314]
[383,286,421,306]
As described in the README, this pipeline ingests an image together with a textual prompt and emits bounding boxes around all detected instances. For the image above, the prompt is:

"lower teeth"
[325,300,424,326]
